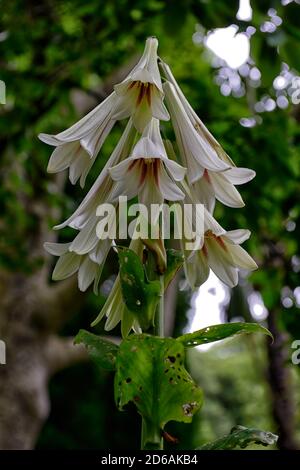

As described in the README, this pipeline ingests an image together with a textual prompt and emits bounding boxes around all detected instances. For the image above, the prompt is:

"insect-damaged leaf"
[177,322,273,348]
[198,425,278,450]
[115,334,203,447]
[74,329,119,370]
[117,248,161,330]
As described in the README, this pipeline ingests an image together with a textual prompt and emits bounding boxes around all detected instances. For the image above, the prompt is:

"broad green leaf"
[177,322,273,348]
[117,248,161,330]
[198,425,278,450]
[74,329,119,371]
[115,334,203,448]
[164,249,184,290]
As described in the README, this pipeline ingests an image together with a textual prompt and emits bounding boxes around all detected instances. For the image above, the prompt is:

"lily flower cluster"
[41,37,257,334]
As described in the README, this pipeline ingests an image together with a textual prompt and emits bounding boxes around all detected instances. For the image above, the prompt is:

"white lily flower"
[163,81,231,184]
[109,118,186,207]
[91,239,143,337]
[54,119,136,231]
[175,179,226,253]
[184,228,257,289]
[161,62,255,208]
[44,240,110,294]
[39,93,117,187]
[112,37,169,133]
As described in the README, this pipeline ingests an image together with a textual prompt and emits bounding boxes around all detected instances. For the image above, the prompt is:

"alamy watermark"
[96,196,204,250]
[291,340,300,365]
[0,340,6,365]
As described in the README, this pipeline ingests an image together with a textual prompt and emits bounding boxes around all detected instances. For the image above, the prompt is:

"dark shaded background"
[0,0,300,450]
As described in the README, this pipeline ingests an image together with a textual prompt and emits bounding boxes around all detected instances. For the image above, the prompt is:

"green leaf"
[164,249,184,290]
[177,322,273,348]
[117,248,161,330]
[74,329,119,371]
[115,334,203,448]
[198,425,278,450]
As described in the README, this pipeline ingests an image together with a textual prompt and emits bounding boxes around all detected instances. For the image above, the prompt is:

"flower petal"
[158,164,185,201]
[52,252,81,280]
[206,238,239,287]
[44,242,71,256]
[225,167,256,185]
[228,244,258,271]
[163,158,186,181]
[210,171,245,208]
[224,229,251,245]
[78,256,98,292]
[54,120,135,230]
[47,142,76,173]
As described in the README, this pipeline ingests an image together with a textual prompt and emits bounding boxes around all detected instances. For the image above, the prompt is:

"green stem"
[155,275,164,337]
[141,418,163,450]
[141,275,165,450]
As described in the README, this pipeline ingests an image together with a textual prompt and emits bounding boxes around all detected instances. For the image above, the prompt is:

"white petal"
[109,159,132,181]
[89,238,111,264]
[104,290,123,331]
[206,238,239,287]
[38,133,63,146]
[54,120,135,230]
[91,276,120,327]
[52,252,81,280]
[203,208,226,237]
[78,256,98,292]
[225,167,256,185]
[69,218,98,255]
[224,229,251,245]
[192,177,215,213]
[164,82,230,177]
[163,158,186,181]
[210,171,245,208]
[132,98,153,133]
[184,251,210,289]
[47,142,76,173]
[116,37,163,92]
[228,244,258,271]
[69,148,91,185]
[150,87,170,121]
[131,136,162,160]
[80,118,115,157]
[158,165,185,201]
[57,93,116,142]
[44,242,71,256]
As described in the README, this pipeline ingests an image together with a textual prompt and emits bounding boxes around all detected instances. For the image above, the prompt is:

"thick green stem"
[141,418,163,450]
[141,275,165,450]
[155,275,164,337]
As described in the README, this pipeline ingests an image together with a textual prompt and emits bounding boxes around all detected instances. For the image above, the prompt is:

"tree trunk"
[267,308,299,450]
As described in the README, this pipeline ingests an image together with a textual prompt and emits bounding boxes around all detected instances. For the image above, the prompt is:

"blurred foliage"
[1,0,300,450]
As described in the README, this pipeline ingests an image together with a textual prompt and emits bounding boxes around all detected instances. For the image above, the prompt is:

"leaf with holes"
[177,322,273,348]
[198,425,278,450]
[115,334,203,448]
[74,329,119,370]
[117,248,161,330]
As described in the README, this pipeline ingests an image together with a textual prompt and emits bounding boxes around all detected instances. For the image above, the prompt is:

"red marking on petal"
[146,84,152,107]
[136,83,146,106]
[154,160,160,186]
[203,169,211,183]
[139,161,147,186]
[215,235,228,251]
[128,160,137,171]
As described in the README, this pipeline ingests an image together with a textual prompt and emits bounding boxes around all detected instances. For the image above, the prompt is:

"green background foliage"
[1,0,300,450]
